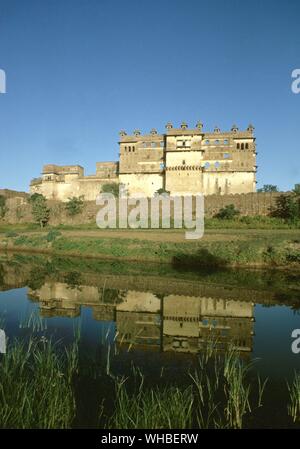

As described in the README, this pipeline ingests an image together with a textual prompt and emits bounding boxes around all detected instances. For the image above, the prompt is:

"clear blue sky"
[0,0,299,192]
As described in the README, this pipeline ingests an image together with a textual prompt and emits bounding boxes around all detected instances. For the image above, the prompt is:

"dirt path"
[60,229,251,243]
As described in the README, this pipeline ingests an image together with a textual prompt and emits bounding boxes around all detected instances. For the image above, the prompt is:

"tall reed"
[0,337,78,428]
[287,371,300,422]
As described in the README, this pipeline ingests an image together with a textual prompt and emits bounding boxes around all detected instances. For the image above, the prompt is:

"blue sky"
[0,0,299,192]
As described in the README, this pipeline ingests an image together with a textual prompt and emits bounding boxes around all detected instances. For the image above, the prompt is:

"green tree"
[272,194,299,221]
[257,184,278,192]
[100,183,119,197]
[214,204,240,220]
[293,183,300,196]
[29,194,50,228]
[0,195,8,219]
[65,196,84,216]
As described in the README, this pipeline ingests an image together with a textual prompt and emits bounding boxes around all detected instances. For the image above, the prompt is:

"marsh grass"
[106,340,269,430]
[109,370,194,429]
[19,310,47,332]
[0,337,78,428]
[287,371,300,422]
[188,342,270,429]
[223,347,252,428]
[0,314,293,429]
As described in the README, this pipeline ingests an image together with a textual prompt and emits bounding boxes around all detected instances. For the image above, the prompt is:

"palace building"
[30,122,257,201]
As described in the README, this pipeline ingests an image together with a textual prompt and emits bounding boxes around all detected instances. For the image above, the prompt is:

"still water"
[0,252,299,428]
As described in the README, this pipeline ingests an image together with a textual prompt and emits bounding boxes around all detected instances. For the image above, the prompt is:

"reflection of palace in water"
[27,281,255,353]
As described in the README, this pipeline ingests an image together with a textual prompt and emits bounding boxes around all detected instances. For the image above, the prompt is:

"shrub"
[272,194,299,221]
[100,183,119,197]
[5,231,18,238]
[65,196,84,216]
[46,229,62,242]
[214,204,240,220]
[0,195,8,219]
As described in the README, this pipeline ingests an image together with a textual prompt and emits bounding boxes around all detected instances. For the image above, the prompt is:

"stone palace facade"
[30,122,257,201]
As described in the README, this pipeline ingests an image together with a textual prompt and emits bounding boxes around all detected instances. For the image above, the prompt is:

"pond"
[0,252,299,429]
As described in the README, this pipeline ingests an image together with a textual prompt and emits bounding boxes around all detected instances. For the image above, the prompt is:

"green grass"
[0,223,40,233]
[110,372,194,429]
[0,338,78,428]
[205,216,300,230]
[1,229,300,268]
[287,371,300,422]
[109,343,269,429]
[1,215,300,235]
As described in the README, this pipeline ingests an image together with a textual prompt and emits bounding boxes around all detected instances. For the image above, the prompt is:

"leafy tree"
[257,184,278,192]
[100,183,119,197]
[0,195,8,219]
[29,194,50,228]
[214,204,240,220]
[272,194,299,221]
[65,196,84,216]
[28,193,44,204]
[293,183,300,196]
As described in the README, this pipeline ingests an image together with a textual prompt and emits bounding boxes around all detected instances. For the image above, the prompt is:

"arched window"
[245,143,249,149]
[237,143,240,149]
[241,143,244,150]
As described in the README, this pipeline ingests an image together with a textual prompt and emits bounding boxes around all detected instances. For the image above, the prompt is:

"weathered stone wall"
[203,191,285,217]
[119,173,163,197]
[31,176,119,202]
[0,189,29,199]
[0,191,287,225]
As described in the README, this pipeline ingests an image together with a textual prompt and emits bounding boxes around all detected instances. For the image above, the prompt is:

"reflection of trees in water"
[27,267,48,290]
[0,264,4,286]
[64,271,82,291]
[98,286,125,304]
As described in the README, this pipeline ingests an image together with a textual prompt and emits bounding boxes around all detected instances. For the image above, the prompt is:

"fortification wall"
[0,191,287,226]
[119,173,163,197]
[31,177,119,202]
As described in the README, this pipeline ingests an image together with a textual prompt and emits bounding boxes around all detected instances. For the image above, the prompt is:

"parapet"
[96,161,119,178]
[43,164,84,176]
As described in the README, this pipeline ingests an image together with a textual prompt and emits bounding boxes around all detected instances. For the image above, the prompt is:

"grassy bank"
[0,215,300,234]
[0,226,299,269]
